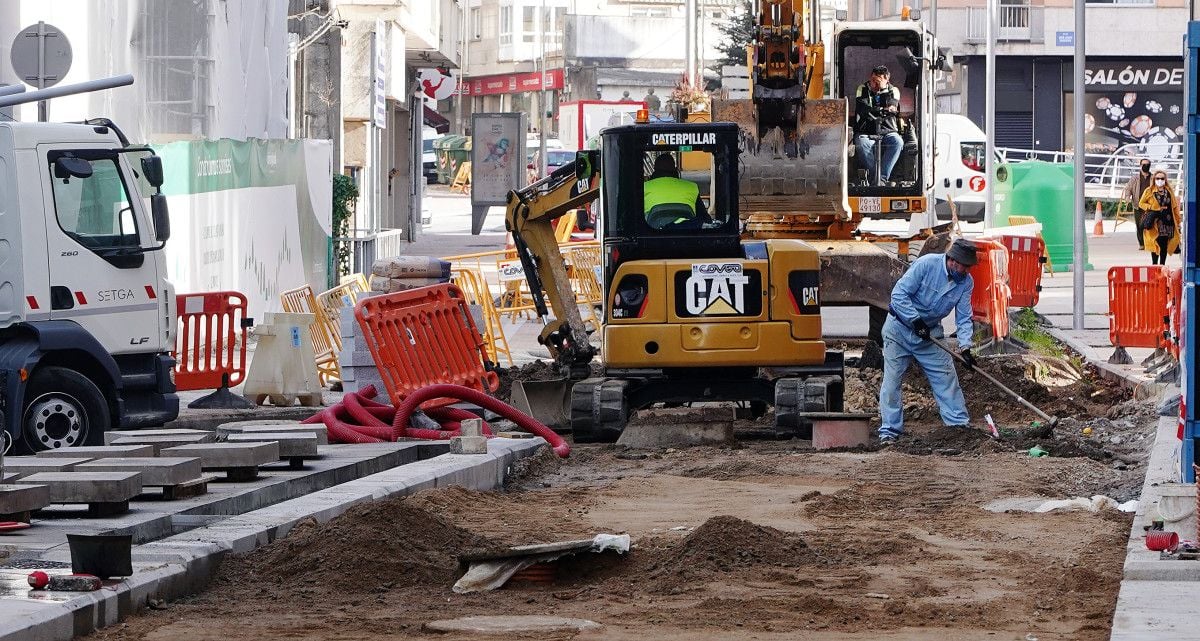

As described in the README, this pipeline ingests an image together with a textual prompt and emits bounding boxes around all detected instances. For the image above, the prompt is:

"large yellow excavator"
[710,0,953,341]
[506,121,844,442]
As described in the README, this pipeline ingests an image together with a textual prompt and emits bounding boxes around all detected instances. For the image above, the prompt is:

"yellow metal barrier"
[280,284,341,386]
[451,267,513,366]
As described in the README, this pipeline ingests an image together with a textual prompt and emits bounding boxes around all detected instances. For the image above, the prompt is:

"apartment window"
[631,6,671,17]
[470,7,481,40]
[872,0,883,18]
[500,5,512,45]
[1086,0,1152,4]
[523,6,535,43]
[709,10,724,19]
[542,6,566,46]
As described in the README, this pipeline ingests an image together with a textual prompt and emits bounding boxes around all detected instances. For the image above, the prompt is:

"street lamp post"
[1072,0,1086,330]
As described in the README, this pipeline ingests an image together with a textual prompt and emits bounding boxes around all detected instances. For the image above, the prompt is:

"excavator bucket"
[510,378,571,431]
[711,97,850,220]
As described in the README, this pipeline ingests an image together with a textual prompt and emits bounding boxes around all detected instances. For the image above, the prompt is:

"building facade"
[455,0,741,138]
[850,0,1187,157]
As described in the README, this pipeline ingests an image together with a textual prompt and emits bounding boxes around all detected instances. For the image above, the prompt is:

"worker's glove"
[960,348,977,371]
[912,319,932,341]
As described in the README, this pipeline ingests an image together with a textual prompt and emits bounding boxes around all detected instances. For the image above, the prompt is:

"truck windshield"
[48,156,138,250]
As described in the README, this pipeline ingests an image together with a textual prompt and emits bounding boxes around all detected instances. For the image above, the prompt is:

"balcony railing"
[966,5,1043,43]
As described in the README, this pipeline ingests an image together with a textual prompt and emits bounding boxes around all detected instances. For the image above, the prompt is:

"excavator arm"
[504,151,602,376]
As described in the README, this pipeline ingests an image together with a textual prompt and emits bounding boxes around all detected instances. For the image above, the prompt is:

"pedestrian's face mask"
[1141,163,1151,173]
[1155,178,1167,186]
[947,259,970,282]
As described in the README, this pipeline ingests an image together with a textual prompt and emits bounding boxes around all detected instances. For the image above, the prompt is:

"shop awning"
[424,106,450,134]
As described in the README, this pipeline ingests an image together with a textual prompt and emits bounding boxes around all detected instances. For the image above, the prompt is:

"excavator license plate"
[857,197,881,214]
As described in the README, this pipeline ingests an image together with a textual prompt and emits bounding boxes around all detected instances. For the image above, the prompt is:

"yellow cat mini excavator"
[505,120,844,442]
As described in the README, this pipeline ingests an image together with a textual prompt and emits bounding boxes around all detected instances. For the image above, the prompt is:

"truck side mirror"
[935,47,953,72]
[151,193,170,243]
[54,157,93,180]
[140,155,164,189]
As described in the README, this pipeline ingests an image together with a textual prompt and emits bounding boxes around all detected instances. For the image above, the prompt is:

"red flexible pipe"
[392,384,569,458]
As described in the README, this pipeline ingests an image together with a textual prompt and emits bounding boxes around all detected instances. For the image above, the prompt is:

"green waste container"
[433,135,471,184]
[993,160,1089,272]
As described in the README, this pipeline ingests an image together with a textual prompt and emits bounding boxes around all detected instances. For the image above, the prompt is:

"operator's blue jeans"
[878,315,970,438]
[855,132,904,183]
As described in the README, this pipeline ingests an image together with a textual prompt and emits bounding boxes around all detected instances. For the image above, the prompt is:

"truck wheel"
[20,367,110,452]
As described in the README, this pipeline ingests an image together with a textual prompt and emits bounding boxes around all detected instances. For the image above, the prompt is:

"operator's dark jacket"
[854,83,902,136]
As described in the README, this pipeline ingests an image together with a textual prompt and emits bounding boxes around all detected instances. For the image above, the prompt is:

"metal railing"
[335,228,409,276]
[966,5,1041,42]
[996,142,1185,200]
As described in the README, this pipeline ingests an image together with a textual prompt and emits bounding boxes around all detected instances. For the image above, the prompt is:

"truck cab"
[833,17,940,227]
[0,119,177,452]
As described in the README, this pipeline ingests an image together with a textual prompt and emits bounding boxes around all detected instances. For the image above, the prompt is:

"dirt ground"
[93,443,1141,641]
[88,353,1154,641]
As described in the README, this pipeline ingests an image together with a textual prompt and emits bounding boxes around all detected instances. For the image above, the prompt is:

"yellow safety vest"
[643,177,698,220]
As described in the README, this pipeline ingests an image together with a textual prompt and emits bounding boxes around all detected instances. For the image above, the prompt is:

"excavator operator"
[853,65,904,186]
[643,153,709,230]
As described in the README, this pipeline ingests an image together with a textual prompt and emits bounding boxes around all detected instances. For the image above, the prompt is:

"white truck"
[0,76,178,453]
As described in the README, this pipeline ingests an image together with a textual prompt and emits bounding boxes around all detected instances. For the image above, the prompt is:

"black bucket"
[67,534,133,579]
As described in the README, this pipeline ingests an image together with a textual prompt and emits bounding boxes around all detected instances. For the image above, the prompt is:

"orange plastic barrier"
[1107,266,1169,349]
[354,284,499,405]
[997,235,1046,308]
[968,238,1011,340]
[1167,268,1183,359]
[174,291,250,391]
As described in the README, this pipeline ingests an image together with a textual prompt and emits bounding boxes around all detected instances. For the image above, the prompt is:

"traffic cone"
[1092,201,1104,236]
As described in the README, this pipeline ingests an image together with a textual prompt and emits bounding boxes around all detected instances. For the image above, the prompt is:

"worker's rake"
[929,336,1060,438]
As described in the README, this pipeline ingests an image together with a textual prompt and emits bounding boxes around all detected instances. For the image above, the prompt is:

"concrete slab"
[76,458,204,487]
[111,434,215,454]
[225,433,318,458]
[104,429,216,446]
[162,442,280,472]
[14,472,143,504]
[217,420,328,445]
[809,413,873,450]
[1111,580,1200,640]
[619,408,734,449]
[36,445,154,459]
[0,457,92,478]
[0,483,51,517]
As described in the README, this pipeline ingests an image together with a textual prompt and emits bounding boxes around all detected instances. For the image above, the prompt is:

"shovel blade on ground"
[510,379,571,431]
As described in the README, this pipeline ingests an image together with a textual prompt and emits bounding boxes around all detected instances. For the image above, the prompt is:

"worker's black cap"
[946,238,979,266]
[872,65,890,76]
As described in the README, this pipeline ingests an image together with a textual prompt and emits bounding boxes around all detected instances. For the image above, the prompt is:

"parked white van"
[933,114,991,223]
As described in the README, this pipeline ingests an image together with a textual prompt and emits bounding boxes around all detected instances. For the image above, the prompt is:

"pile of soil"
[655,515,812,575]
[217,496,490,592]
[503,443,563,488]
[492,360,558,403]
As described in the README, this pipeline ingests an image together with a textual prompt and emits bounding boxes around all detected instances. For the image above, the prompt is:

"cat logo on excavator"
[684,263,749,316]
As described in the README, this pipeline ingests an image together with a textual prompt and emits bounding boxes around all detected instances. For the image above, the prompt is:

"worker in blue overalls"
[878,238,979,444]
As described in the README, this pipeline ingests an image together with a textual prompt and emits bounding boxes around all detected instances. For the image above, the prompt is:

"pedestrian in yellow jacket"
[1138,169,1181,265]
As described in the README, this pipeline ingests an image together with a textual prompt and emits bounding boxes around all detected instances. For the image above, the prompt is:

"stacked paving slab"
[0,425,328,519]
[338,295,391,404]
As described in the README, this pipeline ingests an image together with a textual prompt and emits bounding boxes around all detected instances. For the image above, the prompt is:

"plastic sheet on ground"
[453,534,631,594]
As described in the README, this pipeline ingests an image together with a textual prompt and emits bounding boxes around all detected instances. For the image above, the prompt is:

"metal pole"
[538,0,548,179]
[456,0,466,134]
[1072,0,1086,329]
[930,0,937,36]
[984,0,996,229]
[0,74,134,109]
[37,21,47,122]
[685,0,697,87]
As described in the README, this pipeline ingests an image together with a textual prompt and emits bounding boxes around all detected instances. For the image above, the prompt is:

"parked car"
[422,126,440,184]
